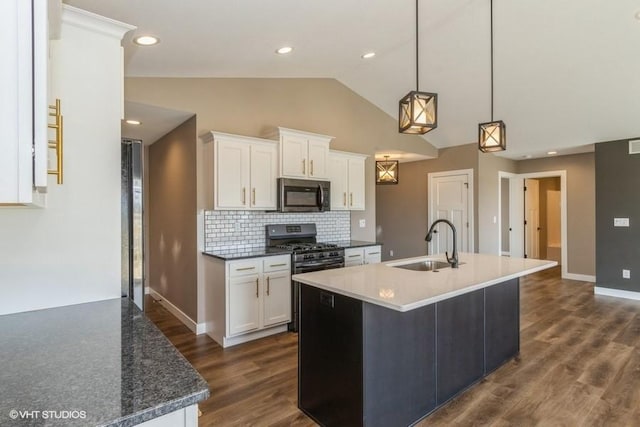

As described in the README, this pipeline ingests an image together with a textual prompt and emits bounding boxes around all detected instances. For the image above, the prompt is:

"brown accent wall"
[126,78,439,242]
[376,144,479,261]
[517,153,595,276]
[148,116,198,320]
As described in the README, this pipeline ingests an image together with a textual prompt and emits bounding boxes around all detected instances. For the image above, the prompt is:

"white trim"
[501,170,569,280]
[564,273,596,282]
[594,286,640,300]
[497,171,516,256]
[149,288,207,335]
[217,324,288,348]
[62,5,136,39]
[427,168,475,253]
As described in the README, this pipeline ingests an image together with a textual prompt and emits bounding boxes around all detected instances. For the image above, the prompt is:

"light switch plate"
[614,218,630,227]
[623,269,631,279]
[359,219,366,228]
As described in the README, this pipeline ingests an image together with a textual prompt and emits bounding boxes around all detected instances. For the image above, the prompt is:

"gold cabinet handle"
[270,263,287,267]
[348,254,361,258]
[302,159,306,175]
[242,188,246,205]
[267,276,270,296]
[256,278,259,298]
[343,192,347,207]
[350,193,353,206]
[236,266,255,271]
[252,188,256,205]
[310,160,314,176]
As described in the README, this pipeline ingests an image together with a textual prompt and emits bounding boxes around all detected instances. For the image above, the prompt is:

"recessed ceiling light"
[635,11,640,20]
[547,151,557,155]
[125,119,141,125]
[276,46,293,55]
[523,154,532,159]
[133,35,159,46]
[361,52,376,59]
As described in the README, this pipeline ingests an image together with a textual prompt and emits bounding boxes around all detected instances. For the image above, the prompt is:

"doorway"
[427,169,474,254]
[499,170,568,278]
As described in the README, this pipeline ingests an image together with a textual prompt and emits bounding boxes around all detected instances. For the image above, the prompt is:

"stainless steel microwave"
[277,178,331,212]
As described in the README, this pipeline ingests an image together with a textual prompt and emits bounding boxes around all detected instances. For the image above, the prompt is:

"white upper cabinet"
[203,132,278,210]
[274,128,333,179]
[0,0,50,206]
[328,150,367,211]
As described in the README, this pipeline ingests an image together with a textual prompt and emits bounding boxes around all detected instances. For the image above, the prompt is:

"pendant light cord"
[416,0,420,91]
[490,0,494,121]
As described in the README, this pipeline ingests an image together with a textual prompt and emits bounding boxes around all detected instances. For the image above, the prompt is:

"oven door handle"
[295,261,344,273]
[317,184,324,212]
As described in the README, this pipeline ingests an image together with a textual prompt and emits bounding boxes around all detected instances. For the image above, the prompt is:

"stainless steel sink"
[392,260,452,272]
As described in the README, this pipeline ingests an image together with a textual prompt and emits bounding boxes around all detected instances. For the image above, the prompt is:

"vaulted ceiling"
[67,0,640,159]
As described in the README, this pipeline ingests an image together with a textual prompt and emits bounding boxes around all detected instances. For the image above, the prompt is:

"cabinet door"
[345,248,364,267]
[347,157,366,210]
[228,274,261,336]
[327,153,349,210]
[280,134,307,178]
[250,142,277,209]
[307,139,329,179]
[216,139,250,209]
[363,246,381,264]
[263,271,291,327]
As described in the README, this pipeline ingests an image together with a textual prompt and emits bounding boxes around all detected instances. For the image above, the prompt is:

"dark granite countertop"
[0,298,209,427]
[329,240,383,249]
[203,247,292,261]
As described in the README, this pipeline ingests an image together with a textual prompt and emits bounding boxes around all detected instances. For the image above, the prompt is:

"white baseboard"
[563,273,596,282]
[501,251,510,256]
[594,286,640,301]
[145,286,150,295]
[148,288,207,335]
[211,324,289,348]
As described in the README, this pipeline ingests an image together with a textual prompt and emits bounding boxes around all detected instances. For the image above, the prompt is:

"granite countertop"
[0,298,209,427]
[202,247,291,261]
[293,253,557,312]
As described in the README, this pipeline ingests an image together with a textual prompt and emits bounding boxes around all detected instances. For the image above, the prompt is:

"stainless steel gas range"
[266,224,344,332]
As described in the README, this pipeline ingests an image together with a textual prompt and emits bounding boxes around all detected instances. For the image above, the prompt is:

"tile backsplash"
[204,210,351,254]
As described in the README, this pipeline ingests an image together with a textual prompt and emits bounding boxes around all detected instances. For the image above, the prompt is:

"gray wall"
[501,178,510,252]
[518,153,595,276]
[376,144,479,261]
[595,140,640,291]
[148,116,198,320]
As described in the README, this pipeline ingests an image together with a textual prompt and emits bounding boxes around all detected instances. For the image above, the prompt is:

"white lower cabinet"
[345,245,382,267]
[135,404,198,427]
[205,254,291,348]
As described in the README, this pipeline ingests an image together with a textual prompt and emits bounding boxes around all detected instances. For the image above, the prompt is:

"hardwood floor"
[145,267,640,426]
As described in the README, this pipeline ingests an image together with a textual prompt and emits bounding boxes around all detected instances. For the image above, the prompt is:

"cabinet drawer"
[263,255,291,273]
[345,248,364,261]
[229,259,262,277]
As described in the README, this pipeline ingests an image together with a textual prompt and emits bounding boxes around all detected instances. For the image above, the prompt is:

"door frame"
[427,168,475,253]
[498,170,568,279]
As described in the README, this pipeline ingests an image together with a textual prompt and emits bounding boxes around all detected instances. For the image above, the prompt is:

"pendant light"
[376,156,399,185]
[399,0,438,134]
[478,0,506,152]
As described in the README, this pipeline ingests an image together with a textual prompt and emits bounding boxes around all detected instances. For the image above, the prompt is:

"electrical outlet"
[614,218,630,227]
[389,250,394,257]
[359,219,366,228]
[623,269,631,279]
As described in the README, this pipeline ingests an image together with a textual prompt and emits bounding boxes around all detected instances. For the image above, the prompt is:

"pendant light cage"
[399,0,438,135]
[376,156,399,185]
[478,0,506,152]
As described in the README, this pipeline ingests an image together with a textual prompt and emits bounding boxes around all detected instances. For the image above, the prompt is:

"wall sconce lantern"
[376,156,399,185]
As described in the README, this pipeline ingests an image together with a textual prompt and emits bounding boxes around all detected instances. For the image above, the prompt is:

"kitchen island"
[0,298,209,427]
[292,253,556,427]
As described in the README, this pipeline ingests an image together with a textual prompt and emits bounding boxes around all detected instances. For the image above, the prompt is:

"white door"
[428,172,471,254]
[216,139,250,209]
[250,142,277,209]
[280,134,307,178]
[263,272,291,327]
[307,140,329,178]
[327,153,349,210]
[228,275,261,336]
[347,157,365,210]
[524,179,540,259]
[509,177,524,258]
